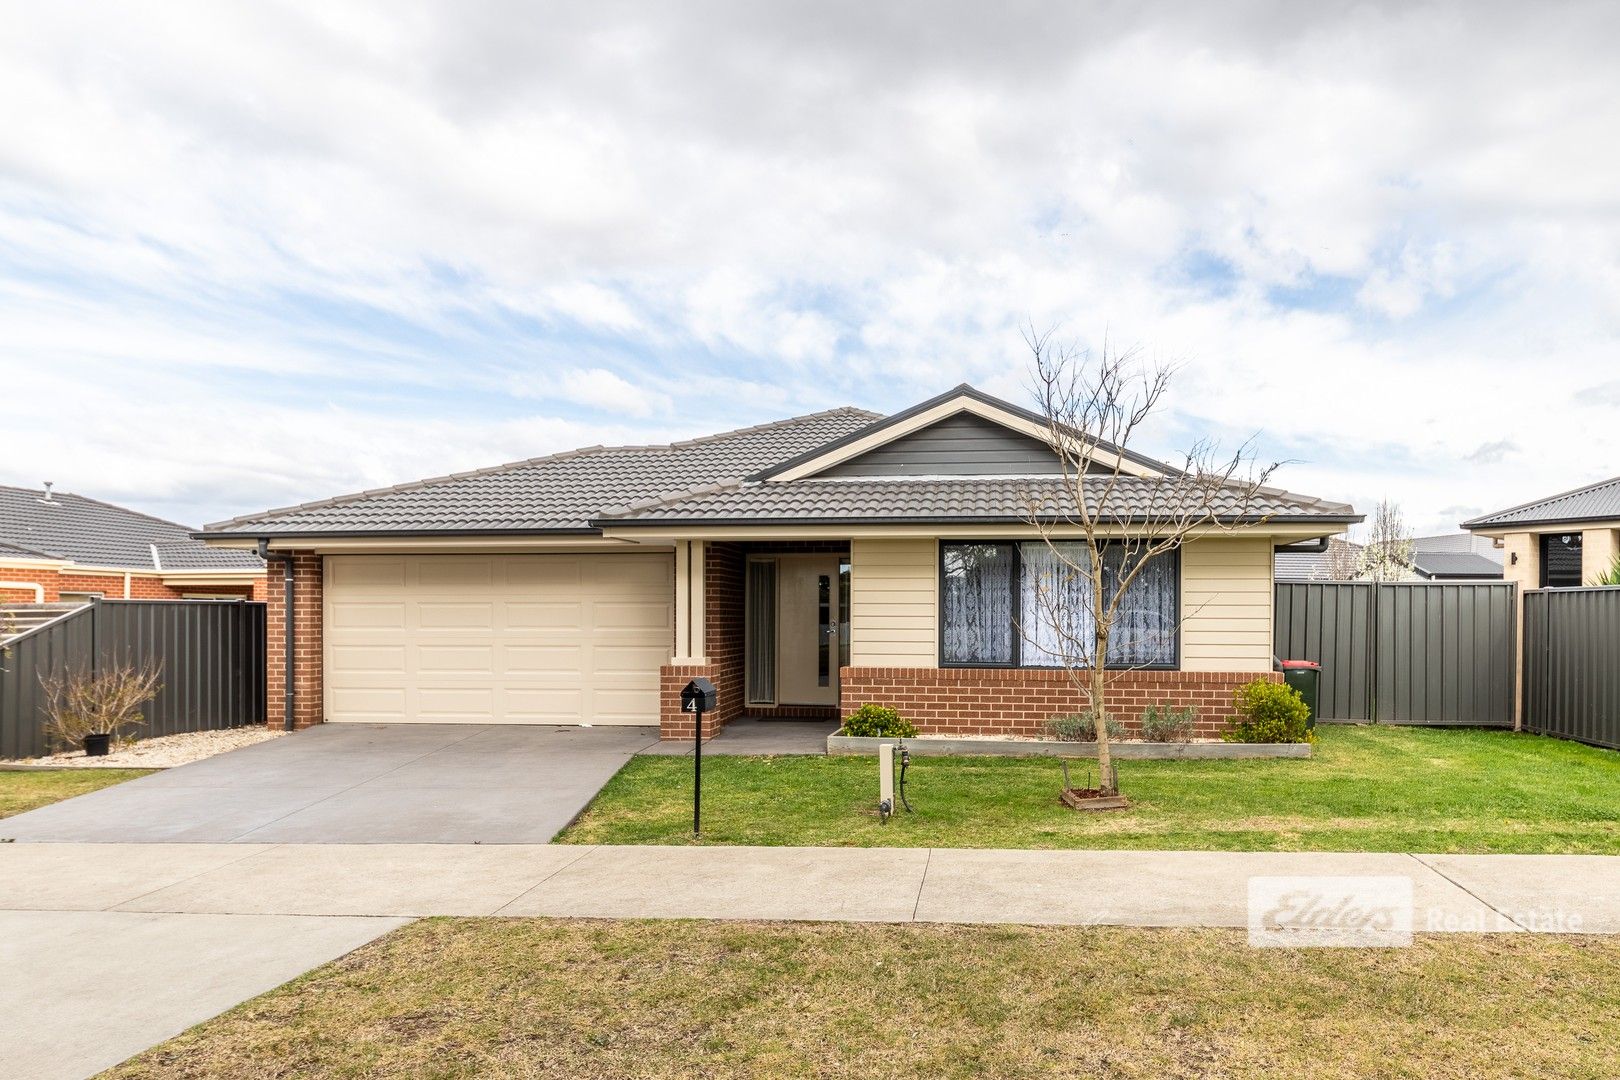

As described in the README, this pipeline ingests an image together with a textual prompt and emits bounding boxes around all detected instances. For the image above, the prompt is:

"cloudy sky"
[2,1,1617,533]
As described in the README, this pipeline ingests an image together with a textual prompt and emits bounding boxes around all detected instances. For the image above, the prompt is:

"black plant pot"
[83,733,112,757]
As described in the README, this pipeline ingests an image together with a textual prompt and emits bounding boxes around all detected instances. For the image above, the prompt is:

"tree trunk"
[1092,630,1114,794]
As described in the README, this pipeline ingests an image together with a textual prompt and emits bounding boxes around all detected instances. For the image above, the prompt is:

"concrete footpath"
[5,844,1619,1080]
[6,843,1619,928]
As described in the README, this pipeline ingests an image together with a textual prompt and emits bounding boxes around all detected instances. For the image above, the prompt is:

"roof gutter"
[258,539,296,732]
[1274,537,1331,555]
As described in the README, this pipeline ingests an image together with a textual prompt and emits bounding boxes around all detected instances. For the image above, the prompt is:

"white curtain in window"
[1018,542,1177,667]
[1105,546,1177,666]
[1018,542,1097,667]
[942,544,1014,664]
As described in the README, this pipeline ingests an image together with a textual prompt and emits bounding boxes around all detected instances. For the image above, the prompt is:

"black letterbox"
[681,677,718,714]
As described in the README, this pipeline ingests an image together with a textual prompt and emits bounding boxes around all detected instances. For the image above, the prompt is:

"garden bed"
[0,727,286,770]
[827,734,1311,758]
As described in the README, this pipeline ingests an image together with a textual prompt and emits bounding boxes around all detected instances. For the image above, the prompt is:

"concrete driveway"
[0,724,662,844]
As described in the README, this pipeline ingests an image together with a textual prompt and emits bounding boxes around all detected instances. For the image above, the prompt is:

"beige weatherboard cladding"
[849,538,937,667]
[323,553,672,724]
[1179,536,1274,672]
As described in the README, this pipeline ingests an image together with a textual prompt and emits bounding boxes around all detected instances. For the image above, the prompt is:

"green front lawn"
[0,768,153,819]
[109,919,1620,1079]
[561,726,1620,853]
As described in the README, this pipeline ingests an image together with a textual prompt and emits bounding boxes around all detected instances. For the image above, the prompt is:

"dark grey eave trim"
[194,527,605,542]
[592,512,1365,529]
[1462,513,1620,531]
[743,383,1179,482]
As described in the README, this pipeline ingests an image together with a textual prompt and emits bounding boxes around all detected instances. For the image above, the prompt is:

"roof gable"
[753,384,1169,483]
[816,411,1068,478]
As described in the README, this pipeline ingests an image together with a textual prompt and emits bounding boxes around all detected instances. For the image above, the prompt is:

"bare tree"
[1021,329,1281,797]
[1322,537,1362,580]
[1355,499,1414,582]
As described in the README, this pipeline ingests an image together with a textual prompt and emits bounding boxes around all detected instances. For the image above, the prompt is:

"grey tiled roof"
[1410,552,1504,580]
[204,407,884,536]
[598,477,1359,526]
[1463,475,1620,529]
[0,486,264,571]
[1274,538,1361,581]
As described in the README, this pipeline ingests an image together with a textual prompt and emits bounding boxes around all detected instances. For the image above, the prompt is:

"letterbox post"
[693,693,702,836]
[680,677,717,837]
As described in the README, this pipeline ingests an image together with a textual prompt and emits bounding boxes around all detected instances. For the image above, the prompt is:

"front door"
[774,556,841,706]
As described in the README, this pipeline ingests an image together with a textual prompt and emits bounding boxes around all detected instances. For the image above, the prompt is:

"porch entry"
[746,554,848,708]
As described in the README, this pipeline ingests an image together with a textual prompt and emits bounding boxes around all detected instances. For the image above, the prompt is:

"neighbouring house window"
[941,541,1179,668]
[1540,533,1583,588]
[58,592,104,603]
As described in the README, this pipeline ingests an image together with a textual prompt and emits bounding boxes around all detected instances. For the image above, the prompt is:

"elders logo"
[1248,875,1414,948]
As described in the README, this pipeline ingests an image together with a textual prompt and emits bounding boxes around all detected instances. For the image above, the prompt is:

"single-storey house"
[200,386,1359,739]
[1463,475,1620,590]
[0,483,265,603]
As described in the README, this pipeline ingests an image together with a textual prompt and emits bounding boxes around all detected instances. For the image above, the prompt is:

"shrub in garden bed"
[1140,704,1197,742]
[1223,679,1314,744]
[1045,711,1125,742]
[839,704,918,739]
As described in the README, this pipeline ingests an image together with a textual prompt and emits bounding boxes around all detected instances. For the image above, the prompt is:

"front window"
[941,541,1179,668]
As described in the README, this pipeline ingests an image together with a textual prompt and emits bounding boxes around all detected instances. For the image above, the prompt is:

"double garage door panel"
[326,554,672,725]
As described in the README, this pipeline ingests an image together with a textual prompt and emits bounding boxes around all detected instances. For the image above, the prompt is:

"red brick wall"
[839,666,1282,739]
[0,565,263,602]
[265,553,324,730]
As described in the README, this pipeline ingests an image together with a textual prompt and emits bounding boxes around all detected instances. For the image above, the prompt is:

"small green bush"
[1141,703,1197,743]
[1046,710,1125,742]
[840,704,918,739]
[1223,679,1314,744]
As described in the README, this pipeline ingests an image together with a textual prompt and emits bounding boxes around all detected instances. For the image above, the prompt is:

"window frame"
[936,539,1181,671]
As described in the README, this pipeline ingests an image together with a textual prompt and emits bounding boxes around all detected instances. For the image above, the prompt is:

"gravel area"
[6,728,287,769]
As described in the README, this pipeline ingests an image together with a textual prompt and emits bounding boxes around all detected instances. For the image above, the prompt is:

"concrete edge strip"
[1408,853,1533,932]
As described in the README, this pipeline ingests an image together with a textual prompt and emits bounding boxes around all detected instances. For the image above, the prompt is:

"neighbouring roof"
[1411,532,1504,562]
[597,476,1360,527]
[0,485,264,571]
[1410,552,1504,580]
[203,386,1359,540]
[1463,475,1620,530]
[1274,537,1361,582]
[203,407,883,537]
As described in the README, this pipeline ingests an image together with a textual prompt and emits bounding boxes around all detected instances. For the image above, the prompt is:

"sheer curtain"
[1017,542,1177,668]
[1018,542,1097,667]
[1103,546,1177,666]
[941,544,1014,664]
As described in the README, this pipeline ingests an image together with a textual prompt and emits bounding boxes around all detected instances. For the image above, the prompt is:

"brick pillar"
[265,552,324,730]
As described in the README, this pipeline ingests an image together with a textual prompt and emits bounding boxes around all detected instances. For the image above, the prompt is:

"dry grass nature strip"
[108,919,1620,1079]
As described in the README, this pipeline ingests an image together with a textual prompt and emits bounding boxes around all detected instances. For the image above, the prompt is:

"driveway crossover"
[0,723,661,844]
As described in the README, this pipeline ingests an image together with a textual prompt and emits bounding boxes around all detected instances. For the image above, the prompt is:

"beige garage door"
[324,554,672,725]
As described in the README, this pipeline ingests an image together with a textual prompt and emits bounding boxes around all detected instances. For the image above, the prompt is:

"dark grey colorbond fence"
[1274,581,1516,726]
[0,599,265,759]
[1523,588,1620,750]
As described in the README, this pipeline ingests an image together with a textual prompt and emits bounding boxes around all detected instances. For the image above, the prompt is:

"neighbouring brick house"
[199,386,1359,739]
[0,484,266,603]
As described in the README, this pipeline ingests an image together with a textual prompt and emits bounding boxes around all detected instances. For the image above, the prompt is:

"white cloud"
[0,1,1617,530]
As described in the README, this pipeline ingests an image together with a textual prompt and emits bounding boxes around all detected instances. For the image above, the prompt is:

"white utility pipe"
[0,581,45,602]
[878,742,895,819]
